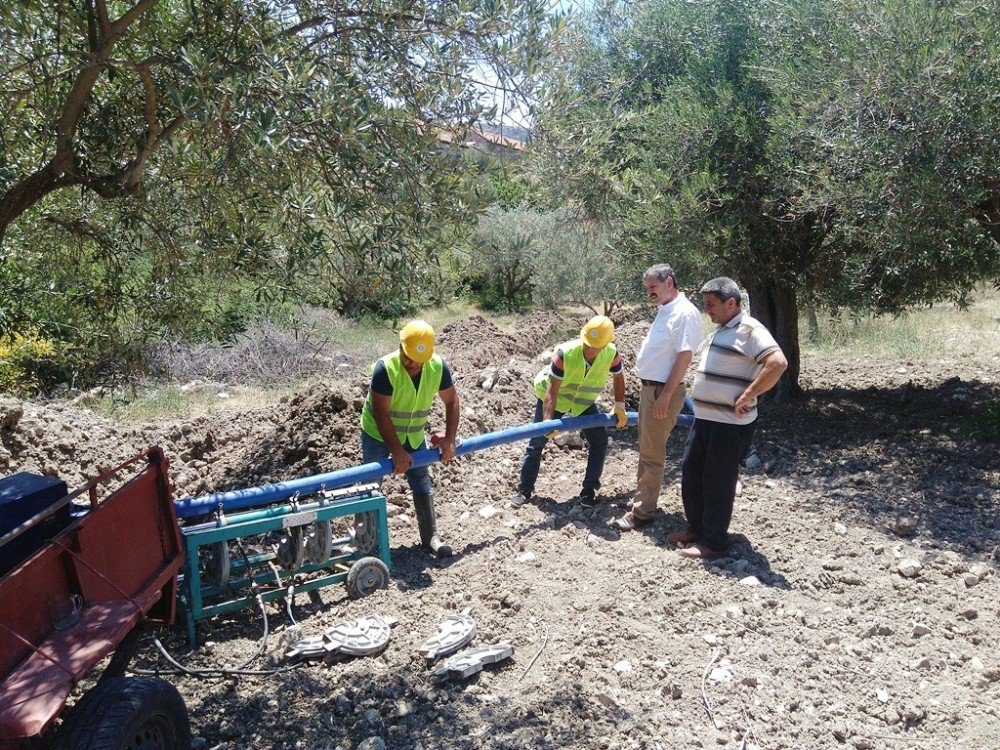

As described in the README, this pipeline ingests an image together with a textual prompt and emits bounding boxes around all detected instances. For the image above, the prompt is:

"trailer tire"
[345,556,390,599]
[98,623,146,684]
[53,677,190,750]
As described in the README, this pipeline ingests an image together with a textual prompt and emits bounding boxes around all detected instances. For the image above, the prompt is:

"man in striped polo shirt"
[673,277,788,559]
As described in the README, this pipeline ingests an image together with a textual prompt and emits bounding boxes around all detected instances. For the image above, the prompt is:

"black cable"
[133,569,278,678]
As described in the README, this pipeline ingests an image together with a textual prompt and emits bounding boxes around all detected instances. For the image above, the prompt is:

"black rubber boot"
[413,495,453,557]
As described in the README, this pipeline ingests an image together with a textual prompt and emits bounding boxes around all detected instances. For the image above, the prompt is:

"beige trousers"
[631,382,688,520]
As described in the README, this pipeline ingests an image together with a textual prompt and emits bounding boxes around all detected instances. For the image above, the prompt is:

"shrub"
[464,206,640,314]
[463,206,543,312]
[969,401,1000,444]
[0,330,61,394]
[529,215,637,314]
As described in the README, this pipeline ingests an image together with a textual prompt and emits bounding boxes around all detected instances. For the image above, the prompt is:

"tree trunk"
[975,186,1000,245]
[0,164,74,245]
[745,279,802,402]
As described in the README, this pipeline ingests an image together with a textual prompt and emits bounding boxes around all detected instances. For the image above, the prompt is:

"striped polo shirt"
[692,312,781,425]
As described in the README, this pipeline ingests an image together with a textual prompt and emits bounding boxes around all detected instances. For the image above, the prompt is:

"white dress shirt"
[635,292,703,382]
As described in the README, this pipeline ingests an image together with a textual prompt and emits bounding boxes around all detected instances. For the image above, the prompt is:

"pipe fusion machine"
[173,405,693,645]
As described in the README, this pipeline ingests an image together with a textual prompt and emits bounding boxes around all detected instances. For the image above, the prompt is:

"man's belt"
[640,378,665,387]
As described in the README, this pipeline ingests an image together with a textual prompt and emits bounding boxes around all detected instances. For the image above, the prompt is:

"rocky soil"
[2,312,998,750]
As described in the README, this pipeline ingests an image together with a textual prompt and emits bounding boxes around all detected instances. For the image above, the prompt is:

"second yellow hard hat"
[581,315,614,350]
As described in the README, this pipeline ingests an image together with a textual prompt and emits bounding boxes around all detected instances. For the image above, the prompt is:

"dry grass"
[88,303,508,421]
[801,287,1000,363]
[87,289,1000,421]
[89,382,303,422]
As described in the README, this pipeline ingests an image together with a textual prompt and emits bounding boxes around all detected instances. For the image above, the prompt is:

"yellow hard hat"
[581,315,614,350]
[400,320,435,363]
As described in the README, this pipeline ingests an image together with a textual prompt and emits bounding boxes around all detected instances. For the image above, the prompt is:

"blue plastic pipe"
[174,399,695,520]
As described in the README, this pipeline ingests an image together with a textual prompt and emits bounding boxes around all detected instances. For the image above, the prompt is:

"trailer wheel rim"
[346,556,390,599]
[131,714,172,749]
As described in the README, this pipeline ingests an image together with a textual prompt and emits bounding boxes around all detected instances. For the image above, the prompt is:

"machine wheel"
[54,676,190,750]
[202,541,230,589]
[345,557,390,600]
[352,511,379,555]
[305,520,333,565]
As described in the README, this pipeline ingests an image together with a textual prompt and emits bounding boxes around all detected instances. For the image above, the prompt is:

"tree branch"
[110,0,161,37]
[0,167,79,245]
[135,63,161,140]
[44,213,108,244]
[94,0,111,35]
[152,115,187,150]
[54,64,104,156]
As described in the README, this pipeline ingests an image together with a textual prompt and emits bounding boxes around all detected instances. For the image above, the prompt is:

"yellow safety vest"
[533,341,616,416]
[361,353,443,448]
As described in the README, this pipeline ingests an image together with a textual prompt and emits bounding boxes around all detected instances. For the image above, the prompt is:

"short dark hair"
[700,277,742,305]
[643,263,677,288]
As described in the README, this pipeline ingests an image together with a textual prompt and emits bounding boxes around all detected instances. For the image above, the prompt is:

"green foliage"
[463,206,539,311]
[0,329,61,394]
[537,0,1000,394]
[761,0,1000,313]
[527,211,638,313]
[0,0,558,383]
[969,401,1000,444]
[463,205,642,314]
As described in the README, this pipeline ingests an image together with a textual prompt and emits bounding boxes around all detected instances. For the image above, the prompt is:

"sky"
[480,0,595,131]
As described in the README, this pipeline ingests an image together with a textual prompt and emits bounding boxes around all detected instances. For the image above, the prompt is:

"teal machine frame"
[173,407,696,646]
[178,484,390,646]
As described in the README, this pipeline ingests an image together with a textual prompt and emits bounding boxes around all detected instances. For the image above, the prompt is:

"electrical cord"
[133,541,296,678]
[132,542,317,678]
[267,562,298,629]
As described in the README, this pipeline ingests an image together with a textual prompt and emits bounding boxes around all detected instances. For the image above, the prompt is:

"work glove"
[543,405,558,438]
[613,402,628,430]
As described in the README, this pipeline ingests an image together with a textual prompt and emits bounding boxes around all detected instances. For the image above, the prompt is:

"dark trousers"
[680,418,756,551]
[361,431,432,498]
[518,400,608,496]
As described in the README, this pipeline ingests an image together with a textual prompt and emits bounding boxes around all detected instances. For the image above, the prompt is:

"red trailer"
[0,448,188,750]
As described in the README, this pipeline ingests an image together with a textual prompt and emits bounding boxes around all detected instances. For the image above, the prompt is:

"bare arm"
[735,351,789,417]
[611,371,628,428]
[543,378,560,421]
[652,350,692,419]
[437,385,460,461]
[612,371,625,403]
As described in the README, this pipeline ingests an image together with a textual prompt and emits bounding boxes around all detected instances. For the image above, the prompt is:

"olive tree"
[537,0,1000,399]
[0,0,557,332]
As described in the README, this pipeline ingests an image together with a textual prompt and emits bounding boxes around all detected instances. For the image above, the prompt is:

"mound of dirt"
[204,383,368,492]
[437,316,527,370]
[609,302,654,328]
[0,396,152,485]
[514,310,579,349]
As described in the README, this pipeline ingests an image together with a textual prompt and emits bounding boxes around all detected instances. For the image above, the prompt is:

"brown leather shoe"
[666,528,699,546]
[678,543,724,559]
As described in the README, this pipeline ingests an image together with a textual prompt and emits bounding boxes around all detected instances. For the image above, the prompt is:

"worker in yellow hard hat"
[360,320,460,557]
[510,315,628,509]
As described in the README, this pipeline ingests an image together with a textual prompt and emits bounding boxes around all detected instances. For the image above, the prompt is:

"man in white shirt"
[673,277,787,558]
[612,264,702,531]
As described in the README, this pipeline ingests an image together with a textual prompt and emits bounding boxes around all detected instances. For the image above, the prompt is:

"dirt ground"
[2,312,999,750]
